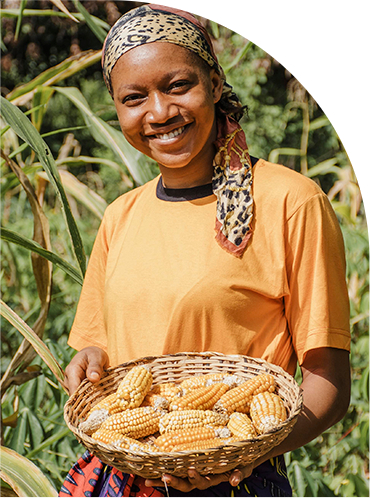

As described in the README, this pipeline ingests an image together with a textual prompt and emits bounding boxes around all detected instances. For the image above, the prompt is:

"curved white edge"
[147,0,370,223]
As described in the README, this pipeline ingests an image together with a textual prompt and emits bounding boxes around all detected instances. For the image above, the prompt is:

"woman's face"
[110,42,223,183]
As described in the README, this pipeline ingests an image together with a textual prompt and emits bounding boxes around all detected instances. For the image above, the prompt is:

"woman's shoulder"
[253,158,326,215]
[104,176,159,219]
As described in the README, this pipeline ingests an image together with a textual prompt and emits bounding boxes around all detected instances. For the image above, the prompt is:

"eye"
[168,80,190,92]
[122,94,145,106]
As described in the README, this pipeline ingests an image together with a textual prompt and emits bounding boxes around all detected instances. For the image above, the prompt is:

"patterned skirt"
[59,450,292,497]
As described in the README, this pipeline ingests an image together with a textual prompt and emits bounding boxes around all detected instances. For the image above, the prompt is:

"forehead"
[110,42,209,87]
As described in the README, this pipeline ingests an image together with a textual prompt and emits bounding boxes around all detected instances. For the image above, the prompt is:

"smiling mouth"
[152,125,187,141]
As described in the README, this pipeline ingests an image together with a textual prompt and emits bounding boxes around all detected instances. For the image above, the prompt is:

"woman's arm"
[145,346,351,491]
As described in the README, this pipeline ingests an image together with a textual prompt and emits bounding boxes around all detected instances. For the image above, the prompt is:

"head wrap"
[102,4,253,256]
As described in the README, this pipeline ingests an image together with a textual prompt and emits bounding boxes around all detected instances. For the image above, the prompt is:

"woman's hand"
[145,464,254,492]
[64,346,109,395]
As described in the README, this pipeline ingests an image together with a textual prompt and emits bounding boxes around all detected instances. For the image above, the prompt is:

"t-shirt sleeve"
[284,192,351,365]
[67,215,110,355]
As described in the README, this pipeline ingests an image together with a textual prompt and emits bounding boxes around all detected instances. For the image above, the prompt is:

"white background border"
[146,0,370,219]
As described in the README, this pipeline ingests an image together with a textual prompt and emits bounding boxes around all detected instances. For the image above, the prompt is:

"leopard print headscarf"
[102,3,253,257]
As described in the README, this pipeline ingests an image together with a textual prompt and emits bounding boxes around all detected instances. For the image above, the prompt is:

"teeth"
[156,126,185,140]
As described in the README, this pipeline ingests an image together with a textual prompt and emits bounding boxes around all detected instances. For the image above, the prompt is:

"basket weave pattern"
[64,352,303,478]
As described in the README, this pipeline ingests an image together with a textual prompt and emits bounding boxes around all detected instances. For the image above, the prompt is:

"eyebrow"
[115,68,195,93]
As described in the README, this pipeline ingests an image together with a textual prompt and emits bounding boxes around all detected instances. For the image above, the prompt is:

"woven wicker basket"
[64,352,303,478]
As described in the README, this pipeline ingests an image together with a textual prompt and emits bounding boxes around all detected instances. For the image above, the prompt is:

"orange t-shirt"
[68,159,350,375]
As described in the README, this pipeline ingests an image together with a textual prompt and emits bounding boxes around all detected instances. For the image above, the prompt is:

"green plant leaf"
[7,50,102,106]
[0,300,67,391]
[14,0,27,41]
[0,446,58,497]
[27,410,44,448]
[37,169,107,219]
[224,41,253,73]
[0,9,110,29]
[31,86,55,131]
[9,409,28,455]
[25,428,71,459]
[305,158,340,178]
[54,86,155,185]
[0,96,86,275]
[71,0,108,43]
[49,0,79,23]
[268,147,301,164]
[1,227,83,285]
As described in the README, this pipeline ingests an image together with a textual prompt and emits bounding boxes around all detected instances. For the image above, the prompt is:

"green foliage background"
[1,1,368,496]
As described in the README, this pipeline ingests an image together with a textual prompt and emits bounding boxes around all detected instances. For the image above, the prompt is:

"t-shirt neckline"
[155,156,259,202]
[156,176,213,202]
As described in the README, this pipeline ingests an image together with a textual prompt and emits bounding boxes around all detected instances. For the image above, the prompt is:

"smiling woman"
[110,43,222,186]
[61,3,351,497]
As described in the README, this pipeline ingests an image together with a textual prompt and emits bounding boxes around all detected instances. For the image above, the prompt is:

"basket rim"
[64,351,304,473]
[65,351,303,401]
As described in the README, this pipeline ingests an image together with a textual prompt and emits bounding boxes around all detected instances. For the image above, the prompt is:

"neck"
[160,162,213,189]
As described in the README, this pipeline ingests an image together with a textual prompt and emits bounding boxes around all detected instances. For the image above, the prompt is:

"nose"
[146,92,179,125]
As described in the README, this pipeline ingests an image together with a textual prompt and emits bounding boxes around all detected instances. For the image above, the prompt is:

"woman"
[61,4,351,497]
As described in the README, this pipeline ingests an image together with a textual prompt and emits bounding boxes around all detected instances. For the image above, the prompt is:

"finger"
[187,469,229,490]
[64,362,87,395]
[146,474,195,493]
[84,348,109,383]
[229,463,254,487]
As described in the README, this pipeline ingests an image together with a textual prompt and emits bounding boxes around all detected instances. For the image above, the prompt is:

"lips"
[146,124,190,142]
[155,125,185,140]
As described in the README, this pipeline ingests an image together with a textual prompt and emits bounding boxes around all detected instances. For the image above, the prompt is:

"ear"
[210,69,223,104]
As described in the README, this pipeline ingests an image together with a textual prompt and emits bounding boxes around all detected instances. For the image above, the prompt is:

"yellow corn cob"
[151,383,183,402]
[116,365,153,410]
[213,373,275,415]
[89,393,123,415]
[227,412,257,440]
[141,393,170,411]
[170,383,229,411]
[123,440,161,453]
[172,437,234,452]
[91,428,128,445]
[79,409,110,435]
[180,373,225,391]
[99,406,160,438]
[250,392,287,434]
[155,426,218,451]
[159,409,229,434]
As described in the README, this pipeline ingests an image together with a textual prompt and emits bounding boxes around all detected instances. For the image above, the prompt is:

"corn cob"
[171,437,234,452]
[151,382,183,402]
[99,406,160,438]
[114,438,161,453]
[155,426,219,451]
[159,409,229,434]
[213,373,275,414]
[170,383,229,411]
[116,365,153,410]
[141,393,170,411]
[180,373,225,391]
[79,409,110,435]
[227,412,257,440]
[89,393,123,416]
[91,428,128,445]
[250,392,287,434]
